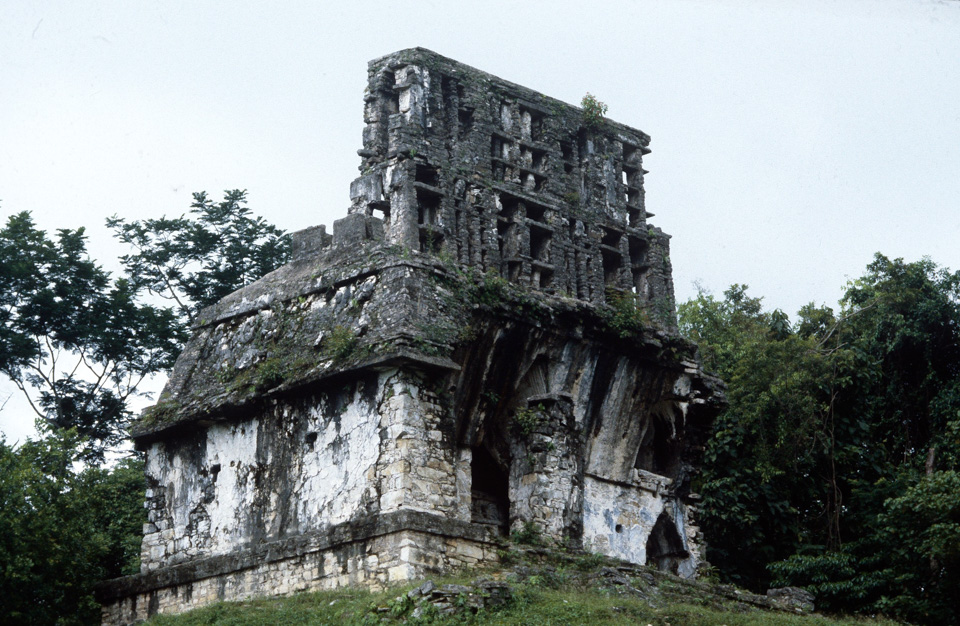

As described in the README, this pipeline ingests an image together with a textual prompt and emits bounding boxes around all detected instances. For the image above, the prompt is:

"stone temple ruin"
[98,48,725,623]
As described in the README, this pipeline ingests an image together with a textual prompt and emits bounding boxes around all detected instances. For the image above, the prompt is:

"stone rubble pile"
[378,578,512,619]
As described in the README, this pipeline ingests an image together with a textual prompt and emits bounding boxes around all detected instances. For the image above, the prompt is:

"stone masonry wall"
[508,395,584,542]
[104,527,499,625]
[377,369,461,518]
[583,473,667,565]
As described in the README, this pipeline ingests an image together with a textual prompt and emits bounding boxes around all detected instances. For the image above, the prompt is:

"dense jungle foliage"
[1,193,957,624]
[681,255,960,624]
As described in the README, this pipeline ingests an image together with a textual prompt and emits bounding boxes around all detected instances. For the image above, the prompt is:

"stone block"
[333,213,384,247]
[455,541,485,561]
[387,564,414,581]
[349,173,383,203]
[291,225,331,260]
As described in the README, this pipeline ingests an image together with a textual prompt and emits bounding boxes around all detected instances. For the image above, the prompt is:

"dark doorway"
[645,511,689,574]
[634,403,681,477]
[470,446,509,535]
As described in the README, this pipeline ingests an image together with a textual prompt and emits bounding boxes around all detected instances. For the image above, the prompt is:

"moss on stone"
[133,399,181,433]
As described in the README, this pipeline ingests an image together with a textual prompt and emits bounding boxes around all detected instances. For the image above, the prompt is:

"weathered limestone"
[97,48,724,624]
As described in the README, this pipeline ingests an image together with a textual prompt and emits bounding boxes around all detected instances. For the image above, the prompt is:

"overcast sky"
[2,0,959,442]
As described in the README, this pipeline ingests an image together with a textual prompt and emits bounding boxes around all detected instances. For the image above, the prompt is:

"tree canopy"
[0,191,291,624]
[107,189,291,326]
[0,191,291,460]
[0,212,182,459]
[0,431,145,625]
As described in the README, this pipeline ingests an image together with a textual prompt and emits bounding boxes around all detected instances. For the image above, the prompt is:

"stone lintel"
[584,470,673,496]
[524,392,574,406]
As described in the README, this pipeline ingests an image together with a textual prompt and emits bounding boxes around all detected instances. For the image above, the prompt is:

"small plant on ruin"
[512,403,546,438]
[388,593,415,617]
[213,365,237,385]
[497,548,521,565]
[581,93,608,129]
[454,591,472,611]
[138,399,178,429]
[323,325,358,361]
[475,272,512,307]
[603,287,649,338]
[252,357,287,391]
[511,520,544,546]
[482,390,501,407]
[572,551,608,572]
[421,226,442,254]
[696,560,722,583]
[458,323,478,342]
[435,248,458,269]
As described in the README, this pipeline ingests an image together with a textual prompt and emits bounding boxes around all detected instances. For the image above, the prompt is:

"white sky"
[2,0,960,443]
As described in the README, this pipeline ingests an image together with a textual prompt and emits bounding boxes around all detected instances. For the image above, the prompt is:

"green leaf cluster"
[1,191,291,459]
[580,93,608,129]
[511,404,546,439]
[602,287,649,338]
[0,192,294,624]
[323,325,359,362]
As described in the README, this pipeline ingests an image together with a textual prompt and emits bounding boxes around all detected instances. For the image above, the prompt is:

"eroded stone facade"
[97,48,724,624]
[349,49,674,327]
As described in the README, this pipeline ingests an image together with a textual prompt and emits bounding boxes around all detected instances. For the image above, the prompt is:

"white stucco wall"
[141,375,385,569]
[293,391,382,531]
[582,474,667,565]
